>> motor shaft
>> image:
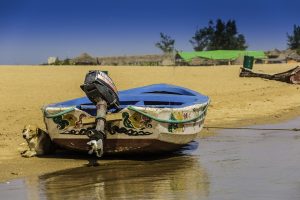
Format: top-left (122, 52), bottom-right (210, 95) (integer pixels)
top-left (81, 70), bottom-right (119, 158)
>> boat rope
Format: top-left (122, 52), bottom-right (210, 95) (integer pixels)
top-left (203, 126), bottom-right (300, 132)
top-left (127, 105), bottom-right (208, 124)
top-left (43, 104), bottom-right (209, 124)
top-left (43, 105), bottom-right (300, 131)
top-left (44, 107), bottom-right (76, 118)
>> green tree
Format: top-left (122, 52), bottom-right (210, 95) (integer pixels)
top-left (62, 58), bottom-right (71, 65)
top-left (54, 58), bottom-right (61, 65)
top-left (190, 20), bottom-right (214, 51)
top-left (190, 19), bottom-right (247, 51)
top-left (287, 25), bottom-right (300, 51)
top-left (155, 33), bottom-right (175, 53)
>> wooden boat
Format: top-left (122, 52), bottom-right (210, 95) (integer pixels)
top-left (43, 84), bottom-right (209, 154)
top-left (240, 66), bottom-right (300, 84)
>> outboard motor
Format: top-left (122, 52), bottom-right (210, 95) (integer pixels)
top-left (81, 70), bottom-right (119, 157)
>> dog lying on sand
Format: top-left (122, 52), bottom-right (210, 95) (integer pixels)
top-left (21, 125), bottom-right (55, 157)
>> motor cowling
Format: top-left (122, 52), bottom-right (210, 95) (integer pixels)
top-left (80, 70), bottom-right (119, 109)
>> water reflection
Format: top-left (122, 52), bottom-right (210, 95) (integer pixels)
top-left (24, 154), bottom-right (209, 200)
top-left (3, 118), bottom-right (300, 200)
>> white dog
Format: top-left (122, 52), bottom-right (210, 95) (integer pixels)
top-left (21, 124), bottom-right (55, 157)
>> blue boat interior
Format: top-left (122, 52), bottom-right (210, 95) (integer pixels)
top-left (48, 84), bottom-right (209, 116)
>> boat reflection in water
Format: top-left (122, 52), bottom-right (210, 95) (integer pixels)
top-left (25, 150), bottom-right (209, 199)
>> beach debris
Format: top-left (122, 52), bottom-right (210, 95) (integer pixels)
top-left (240, 66), bottom-right (300, 84)
top-left (240, 55), bottom-right (300, 84)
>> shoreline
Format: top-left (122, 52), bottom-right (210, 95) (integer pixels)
top-left (0, 64), bottom-right (300, 182)
top-left (2, 110), bottom-right (299, 183)
top-left (200, 105), bottom-right (300, 137)
top-left (210, 104), bottom-right (300, 128)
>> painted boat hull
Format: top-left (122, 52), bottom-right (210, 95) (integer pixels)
top-left (43, 84), bottom-right (209, 154)
top-left (53, 138), bottom-right (186, 154)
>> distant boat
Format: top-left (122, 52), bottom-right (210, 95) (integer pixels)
top-left (240, 66), bottom-right (300, 84)
top-left (43, 84), bottom-right (210, 154)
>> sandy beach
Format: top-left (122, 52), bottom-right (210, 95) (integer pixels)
top-left (0, 63), bottom-right (299, 182)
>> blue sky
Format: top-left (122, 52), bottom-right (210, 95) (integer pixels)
top-left (0, 0), bottom-right (299, 64)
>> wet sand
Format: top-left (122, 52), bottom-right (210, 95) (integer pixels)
top-left (0, 64), bottom-right (300, 182)
top-left (1, 117), bottom-right (300, 199)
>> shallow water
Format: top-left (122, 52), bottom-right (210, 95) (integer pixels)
top-left (1, 117), bottom-right (300, 200)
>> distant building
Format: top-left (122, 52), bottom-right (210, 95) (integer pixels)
top-left (175, 50), bottom-right (266, 66)
top-left (97, 54), bottom-right (164, 66)
top-left (48, 57), bottom-right (58, 65)
top-left (264, 49), bottom-right (300, 64)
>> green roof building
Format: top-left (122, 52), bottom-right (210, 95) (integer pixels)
top-left (176, 50), bottom-right (266, 65)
